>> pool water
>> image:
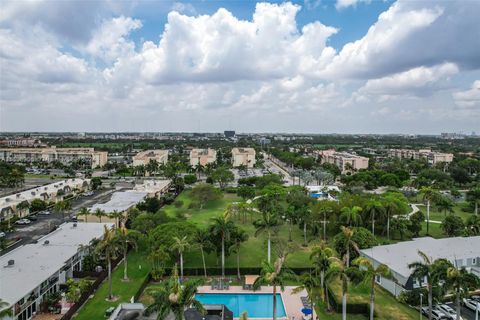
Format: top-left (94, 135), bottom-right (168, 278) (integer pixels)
top-left (196, 293), bottom-right (287, 318)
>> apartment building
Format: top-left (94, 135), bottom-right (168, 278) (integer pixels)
top-left (132, 150), bottom-right (168, 166)
top-left (0, 147), bottom-right (107, 169)
top-left (189, 148), bottom-right (217, 167)
top-left (360, 236), bottom-right (480, 297)
top-left (0, 222), bottom-right (113, 320)
top-left (317, 149), bottom-right (369, 173)
top-left (0, 178), bottom-right (90, 222)
top-left (0, 138), bottom-right (44, 148)
top-left (387, 148), bottom-right (453, 165)
top-left (231, 148), bottom-right (256, 168)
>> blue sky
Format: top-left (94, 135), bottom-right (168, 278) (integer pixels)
top-left (0, 0), bottom-right (479, 133)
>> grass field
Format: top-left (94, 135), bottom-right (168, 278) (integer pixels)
top-left (74, 248), bottom-right (150, 320)
top-left (164, 190), bottom-right (314, 268)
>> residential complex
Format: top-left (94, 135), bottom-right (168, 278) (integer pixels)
top-left (360, 236), bottom-right (480, 297)
top-left (317, 149), bottom-right (369, 173)
top-left (0, 222), bottom-right (113, 320)
top-left (132, 150), bottom-right (169, 166)
top-left (0, 147), bottom-right (107, 169)
top-left (0, 178), bottom-right (90, 222)
top-left (231, 147), bottom-right (256, 168)
top-left (387, 148), bottom-right (454, 165)
top-left (0, 137), bottom-right (44, 148)
top-left (189, 148), bottom-right (217, 167)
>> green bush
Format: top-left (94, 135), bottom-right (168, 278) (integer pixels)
top-left (174, 200), bottom-right (184, 208)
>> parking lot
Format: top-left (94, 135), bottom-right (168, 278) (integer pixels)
top-left (445, 302), bottom-right (478, 320)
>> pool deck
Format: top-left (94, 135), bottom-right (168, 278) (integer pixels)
top-left (197, 285), bottom-right (316, 320)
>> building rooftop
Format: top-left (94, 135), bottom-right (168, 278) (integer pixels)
top-left (0, 222), bottom-right (113, 305)
top-left (360, 236), bottom-right (480, 279)
top-left (133, 150), bottom-right (168, 160)
top-left (90, 191), bottom-right (147, 213)
top-left (232, 147), bottom-right (255, 155)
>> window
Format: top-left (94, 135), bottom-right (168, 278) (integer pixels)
top-left (375, 275), bottom-right (381, 284)
top-left (473, 258), bottom-right (477, 265)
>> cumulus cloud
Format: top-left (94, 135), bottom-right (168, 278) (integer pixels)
top-left (335, 0), bottom-right (371, 10)
top-left (453, 80), bottom-right (480, 109)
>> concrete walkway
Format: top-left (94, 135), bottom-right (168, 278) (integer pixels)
top-left (399, 203), bottom-right (442, 224)
top-left (197, 285), bottom-right (315, 320)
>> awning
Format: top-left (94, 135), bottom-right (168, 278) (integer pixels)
top-left (244, 275), bottom-right (259, 285)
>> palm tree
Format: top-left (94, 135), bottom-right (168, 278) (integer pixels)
top-left (144, 266), bottom-right (204, 320)
top-left (382, 195), bottom-right (401, 241)
top-left (353, 257), bottom-right (391, 320)
top-left (115, 227), bottom-right (142, 281)
top-left (420, 187), bottom-right (439, 235)
top-left (328, 258), bottom-right (350, 320)
top-left (340, 206), bottom-right (362, 227)
top-left (466, 187), bottom-right (480, 215)
top-left (172, 236), bottom-right (189, 282)
top-left (340, 226), bottom-right (358, 268)
top-left (95, 225), bottom-right (120, 300)
top-left (94, 208), bottom-right (105, 223)
top-left (293, 272), bottom-right (319, 310)
top-left (253, 255), bottom-right (296, 320)
top-left (193, 229), bottom-right (211, 278)
top-left (109, 210), bottom-right (124, 228)
top-left (54, 200), bottom-right (71, 220)
top-left (310, 241), bottom-right (336, 306)
top-left (230, 228), bottom-right (249, 280)
top-left (253, 211), bottom-right (279, 263)
top-left (363, 199), bottom-right (385, 237)
top-left (436, 196), bottom-right (454, 217)
top-left (78, 207), bottom-right (90, 223)
top-left (446, 265), bottom-right (480, 320)
top-left (210, 214), bottom-right (236, 278)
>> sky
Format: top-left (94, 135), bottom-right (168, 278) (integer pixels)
top-left (0, 0), bottom-right (479, 134)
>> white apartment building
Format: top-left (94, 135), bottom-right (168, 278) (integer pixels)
top-left (317, 149), bottom-right (369, 173)
top-left (0, 222), bottom-right (113, 320)
top-left (0, 178), bottom-right (90, 222)
top-left (387, 148), bottom-right (453, 165)
top-left (231, 148), bottom-right (256, 168)
top-left (190, 148), bottom-right (217, 167)
top-left (132, 150), bottom-right (168, 166)
top-left (0, 147), bottom-right (107, 169)
top-left (360, 236), bottom-right (480, 297)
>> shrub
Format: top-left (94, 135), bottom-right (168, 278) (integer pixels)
top-left (184, 174), bottom-right (197, 185)
top-left (174, 200), bottom-right (184, 208)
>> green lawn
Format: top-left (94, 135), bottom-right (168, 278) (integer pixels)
top-left (74, 249), bottom-right (151, 320)
top-left (164, 190), bottom-right (314, 268)
top-left (329, 280), bottom-right (418, 320)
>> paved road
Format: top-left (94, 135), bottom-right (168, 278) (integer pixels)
top-left (446, 302), bottom-right (477, 320)
top-left (263, 159), bottom-right (295, 186)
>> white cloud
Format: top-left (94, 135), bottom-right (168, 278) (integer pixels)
top-left (335, 0), bottom-right (371, 10)
top-left (171, 2), bottom-right (197, 15)
top-left (453, 80), bottom-right (480, 109)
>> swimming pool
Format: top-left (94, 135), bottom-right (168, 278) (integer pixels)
top-left (196, 293), bottom-right (287, 318)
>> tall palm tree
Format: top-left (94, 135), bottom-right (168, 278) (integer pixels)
top-left (446, 265), bottom-right (480, 320)
top-left (353, 257), bottom-right (391, 320)
top-left (54, 200), bottom-right (71, 220)
top-left (210, 214), bottom-right (236, 278)
top-left (109, 210), bottom-right (124, 228)
top-left (95, 225), bottom-right (120, 300)
top-left (253, 211), bottom-right (280, 263)
top-left (293, 272), bottom-right (319, 310)
top-left (466, 187), bottom-right (480, 215)
top-left (144, 266), bottom-right (204, 320)
top-left (340, 226), bottom-right (358, 268)
top-left (340, 206), bottom-right (362, 227)
top-left (78, 207), bottom-right (90, 223)
top-left (363, 199), bottom-right (385, 237)
top-left (420, 187), bottom-right (439, 235)
top-left (193, 229), bottom-right (211, 278)
top-left (253, 255), bottom-right (296, 320)
top-left (115, 227), bottom-right (142, 281)
top-left (172, 236), bottom-right (189, 282)
top-left (382, 196), bottom-right (400, 241)
top-left (230, 228), bottom-right (249, 280)
top-left (94, 208), bottom-right (105, 223)
top-left (310, 241), bottom-right (336, 306)
top-left (328, 258), bottom-right (350, 320)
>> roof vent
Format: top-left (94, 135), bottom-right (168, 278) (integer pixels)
top-left (4, 259), bottom-right (14, 267)
top-left (44, 240), bottom-right (50, 245)
top-left (73, 223), bottom-right (77, 228)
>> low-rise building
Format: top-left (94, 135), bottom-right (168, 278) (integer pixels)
top-left (359, 236), bottom-right (480, 297)
top-left (231, 148), bottom-right (256, 168)
top-left (132, 150), bottom-right (168, 166)
top-left (190, 148), bottom-right (217, 167)
top-left (387, 148), bottom-right (453, 165)
top-left (0, 222), bottom-right (113, 320)
top-left (0, 178), bottom-right (90, 222)
top-left (0, 147), bottom-right (107, 169)
top-left (317, 149), bottom-right (369, 173)
top-left (0, 137), bottom-right (44, 148)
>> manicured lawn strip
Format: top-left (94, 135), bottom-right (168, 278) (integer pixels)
top-left (74, 248), bottom-right (151, 320)
top-left (329, 280), bottom-right (418, 320)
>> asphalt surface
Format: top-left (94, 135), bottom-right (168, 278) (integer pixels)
top-left (445, 302), bottom-right (478, 320)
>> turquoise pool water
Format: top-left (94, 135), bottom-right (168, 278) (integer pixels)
top-left (196, 293), bottom-right (287, 318)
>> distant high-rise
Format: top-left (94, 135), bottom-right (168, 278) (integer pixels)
top-left (224, 130), bottom-right (236, 138)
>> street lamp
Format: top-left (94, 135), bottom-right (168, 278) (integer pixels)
top-left (419, 293), bottom-right (423, 320)
top-left (476, 300), bottom-right (478, 320)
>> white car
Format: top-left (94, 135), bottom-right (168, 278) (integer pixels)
top-left (436, 304), bottom-right (464, 320)
top-left (15, 219), bottom-right (31, 225)
top-left (421, 307), bottom-right (449, 320)
top-left (38, 211), bottom-right (51, 215)
top-left (463, 298), bottom-right (480, 311)
top-left (0, 231), bottom-right (5, 238)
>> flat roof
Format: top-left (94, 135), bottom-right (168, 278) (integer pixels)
top-left (360, 236), bottom-right (480, 279)
top-left (0, 222), bottom-right (113, 305)
top-left (90, 191), bottom-right (147, 213)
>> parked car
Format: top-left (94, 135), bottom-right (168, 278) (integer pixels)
top-left (15, 219), bottom-right (31, 225)
top-left (471, 295), bottom-right (480, 303)
top-left (70, 216), bottom-right (78, 222)
top-left (436, 304), bottom-right (464, 320)
top-left (422, 307), bottom-right (449, 320)
top-left (38, 211), bottom-right (51, 216)
top-left (0, 231), bottom-right (5, 238)
top-left (28, 215), bottom-right (38, 221)
top-left (463, 298), bottom-right (479, 311)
